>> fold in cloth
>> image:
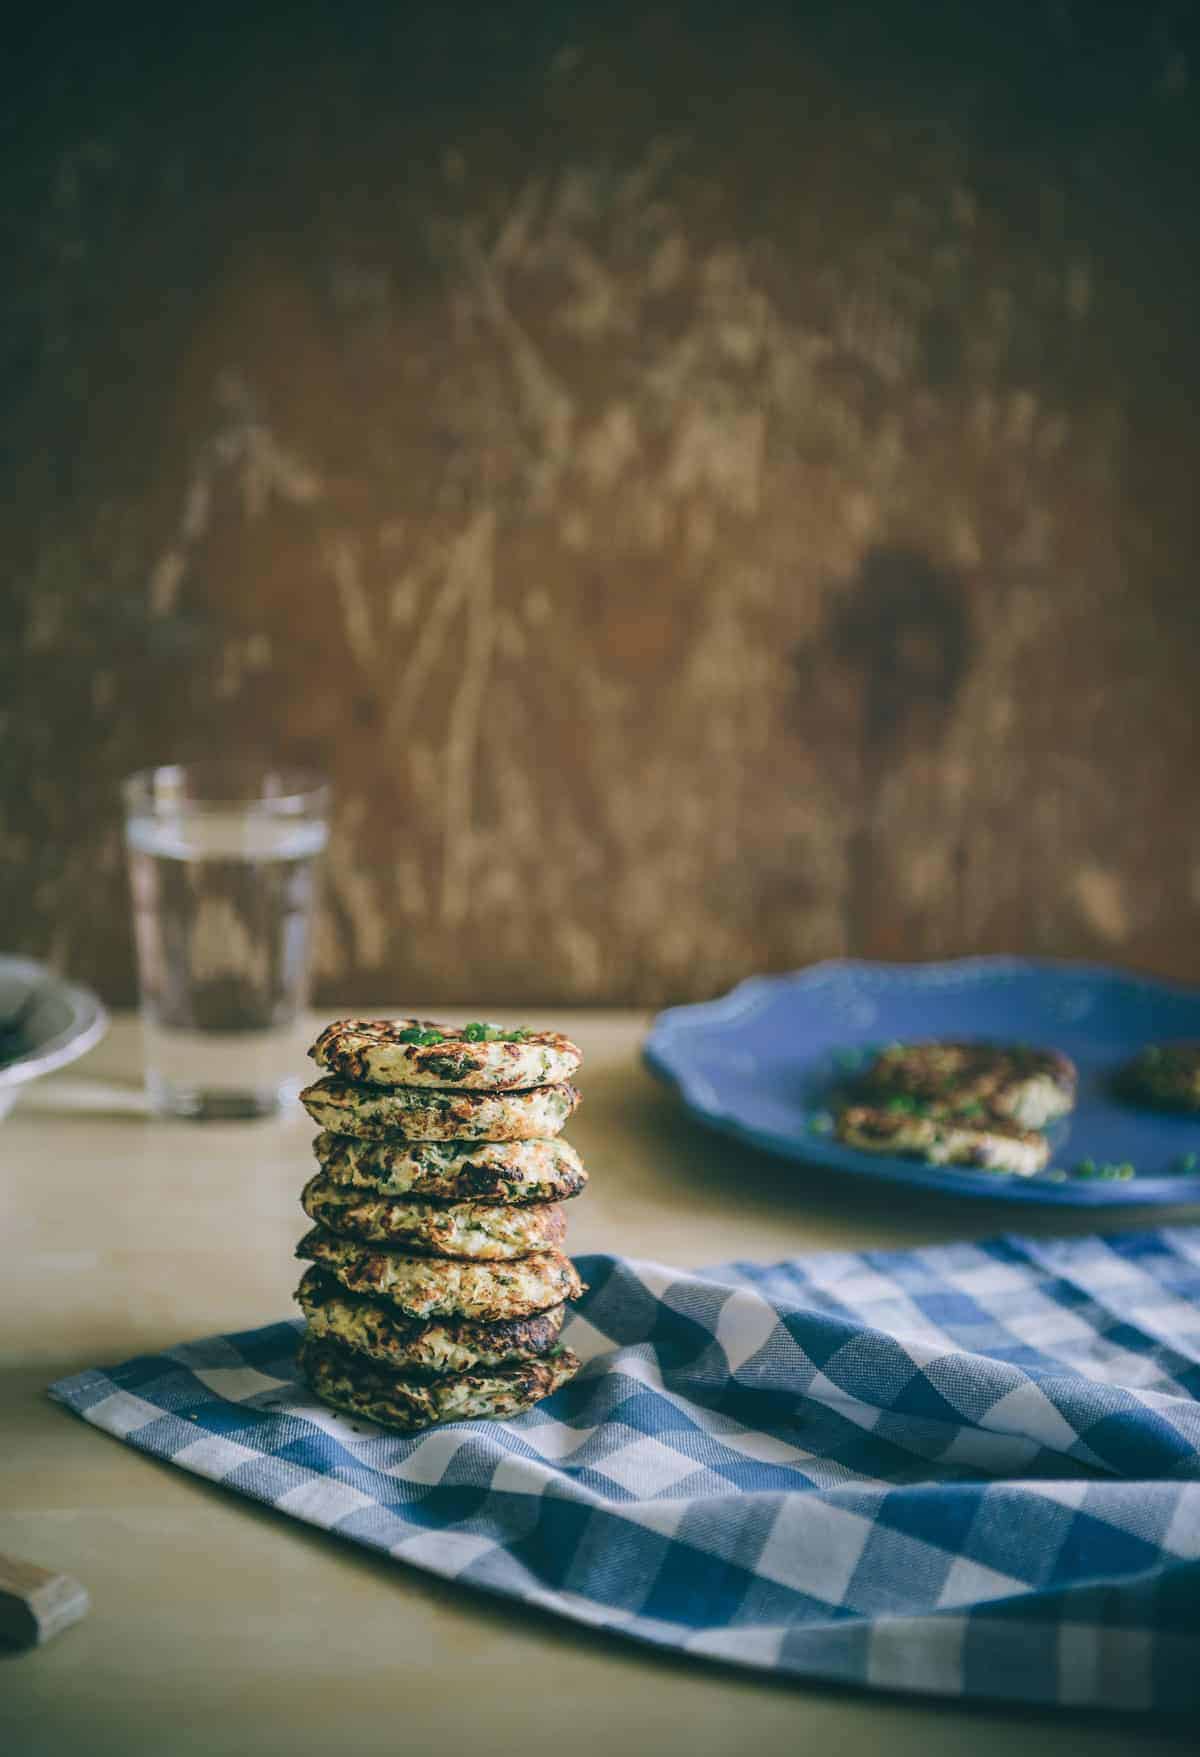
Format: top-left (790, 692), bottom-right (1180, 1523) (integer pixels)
top-left (50, 1228), bottom-right (1200, 1710)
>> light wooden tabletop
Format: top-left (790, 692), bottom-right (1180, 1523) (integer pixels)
top-left (2, 1012), bottom-right (1192, 1756)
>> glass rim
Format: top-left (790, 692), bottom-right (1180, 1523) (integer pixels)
top-left (122, 762), bottom-right (331, 816)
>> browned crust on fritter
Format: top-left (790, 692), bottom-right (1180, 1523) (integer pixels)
top-left (312, 1131), bottom-right (589, 1204)
top-left (859, 1040), bottom-right (1076, 1126)
top-left (835, 1102), bottom-right (1050, 1173)
top-left (299, 1076), bottom-right (581, 1141)
top-left (295, 1267), bottom-right (566, 1372)
top-left (1119, 1043), bottom-right (1200, 1112)
top-left (299, 1172), bottom-right (568, 1258)
top-left (298, 1334), bottom-right (581, 1432)
top-left (309, 1018), bottom-right (581, 1089)
top-left (295, 1225), bottom-right (584, 1320)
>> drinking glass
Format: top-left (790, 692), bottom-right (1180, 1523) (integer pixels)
top-left (122, 763), bottom-right (330, 1119)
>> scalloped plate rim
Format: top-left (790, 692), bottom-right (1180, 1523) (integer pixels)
top-left (643, 958), bottom-right (1200, 1206)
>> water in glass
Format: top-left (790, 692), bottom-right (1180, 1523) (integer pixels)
top-left (124, 767), bottom-right (329, 1118)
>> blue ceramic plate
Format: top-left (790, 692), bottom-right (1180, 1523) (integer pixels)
top-left (644, 959), bottom-right (1200, 1205)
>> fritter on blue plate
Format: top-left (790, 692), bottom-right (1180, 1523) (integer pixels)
top-left (835, 1103), bottom-right (1051, 1176)
top-left (858, 1040), bottom-right (1076, 1129)
top-left (1119, 1043), bottom-right (1200, 1113)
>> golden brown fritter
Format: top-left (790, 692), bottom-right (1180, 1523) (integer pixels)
top-left (309, 1018), bottom-right (581, 1090)
top-left (296, 1225), bottom-right (584, 1321)
top-left (296, 1267), bottom-right (566, 1375)
top-left (835, 1103), bottom-right (1050, 1176)
top-left (1119, 1042), bottom-right (1200, 1112)
top-left (299, 1076), bottom-right (580, 1141)
top-left (859, 1040), bottom-right (1076, 1129)
top-left (313, 1130), bottom-right (588, 1204)
top-left (298, 1334), bottom-right (580, 1433)
top-left (300, 1173), bottom-right (567, 1260)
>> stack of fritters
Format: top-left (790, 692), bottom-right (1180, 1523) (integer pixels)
top-left (295, 1019), bottom-right (586, 1431)
top-left (835, 1040), bottom-right (1078, 1175)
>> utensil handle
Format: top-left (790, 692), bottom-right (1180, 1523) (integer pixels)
top-left (0, 1553), bottom-right (89, 1647)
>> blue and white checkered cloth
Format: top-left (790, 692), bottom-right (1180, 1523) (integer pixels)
top-left (50, 1228), bottom-right (1200, 1709)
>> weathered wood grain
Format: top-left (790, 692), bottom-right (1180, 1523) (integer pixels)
top-left (2, 6), bottom-right (1198, 1005)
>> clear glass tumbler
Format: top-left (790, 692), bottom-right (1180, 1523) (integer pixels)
top-left (123, 763), bottom-right (330, 1119)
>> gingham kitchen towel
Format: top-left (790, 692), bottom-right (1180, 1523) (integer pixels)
top-left (50, 1228), bottom-right (1200, 1709)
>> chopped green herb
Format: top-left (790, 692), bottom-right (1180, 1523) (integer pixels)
top-left (885, 1095), bottom-right (920, 1113)
top-left (396, 1025), bottom-right (445, 1045)
top-left (462, 1021), bottom-right (532, 1043)
top-left (1080, 1159), bottom-right (1136, 1181)
top-left (808, 1111), bottom-right (834, 1135)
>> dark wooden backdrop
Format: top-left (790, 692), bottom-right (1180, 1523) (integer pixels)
top-left (3, 3), bottom-right (1198, 1006)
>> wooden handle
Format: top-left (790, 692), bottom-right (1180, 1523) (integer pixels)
top-left (0, 1553), bottom-right (89, 1648)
